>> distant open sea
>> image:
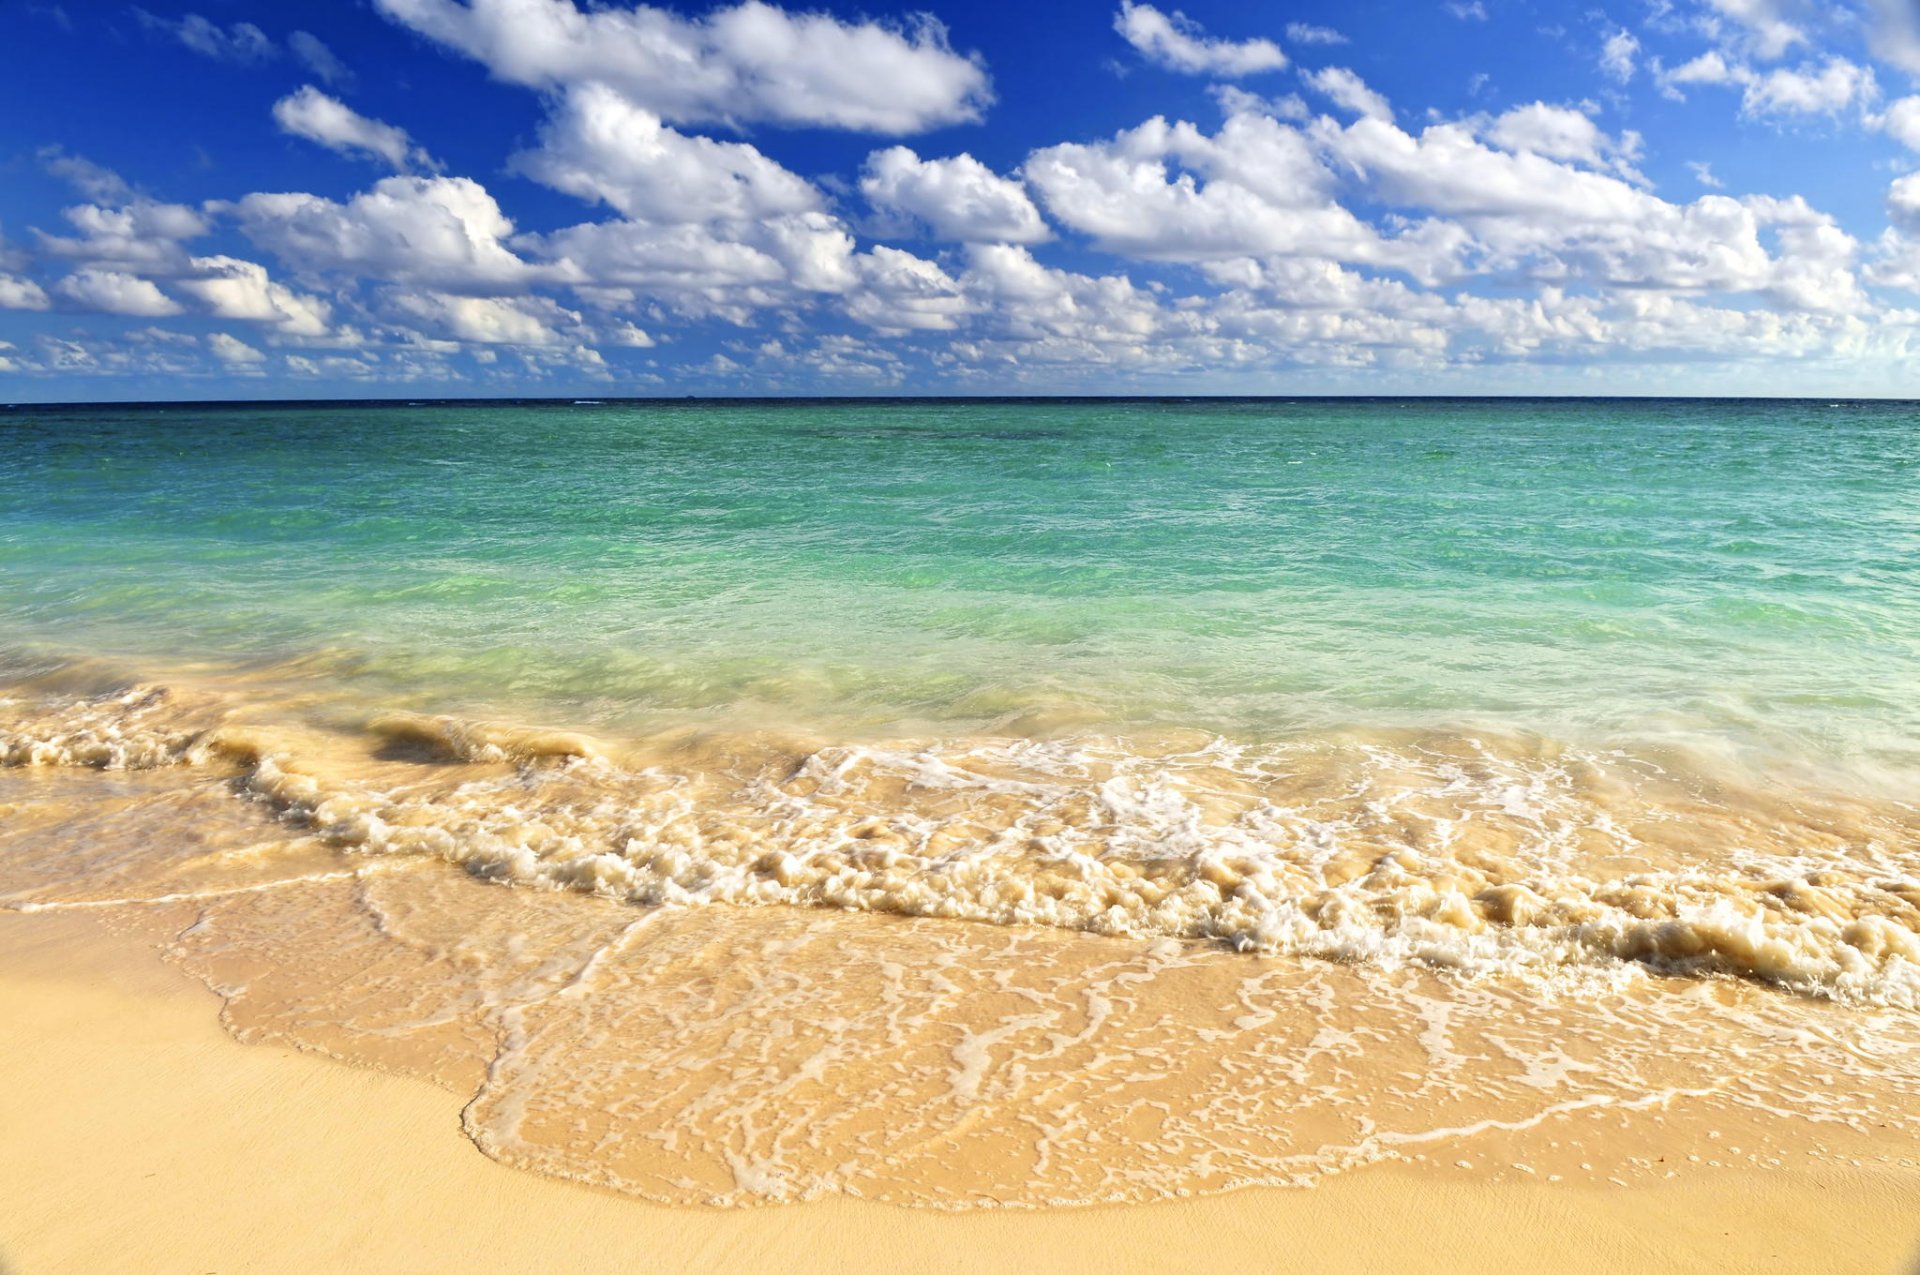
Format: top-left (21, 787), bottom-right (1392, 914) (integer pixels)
top-left (4, 396), bottom-right (1918, 1205)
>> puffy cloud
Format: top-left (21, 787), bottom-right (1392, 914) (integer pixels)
top-left (38, 200), bottom-right (210, 272)
top-left (1600, 29), bottom-right (1639, 83)
top-left (0, 274), bottom-right (50, 310)
top-left (860, 147), bottom-right (1049, 244)
top-left (514, 84), bottom-right (819, 223)
top-left (1742, 57), bottom-right (1878, 115)
top-left (372, 0), bottom-right (989, 133)
top-left (1872, 96), bottom-right (1920, 152)
top-left (1026, 107), bottom-right (1466, 282)
top-left (173, 256), bottom-right (335, 337)
top-left (1657, 53), bottom-right (1878, 117)
top-left (135, 10), bottom-right (274, 62)
top-left (387, 291), bottom-right (584, 345)
top-left (844, 246), bottom-right (972, 332)
top-left (532, 211), bottom-right (857, 318)
top-left (1113, 2), bottom-right (1286, 76)
top-left (229, 176), bottom-right (534, 290)
top-left (55, 268), bottom-right (182, 316)
top-left (273, 87), bottom-right (435, 172)
top-left (1313, 110), bottom-right (1864, 312)
top-left (1484, 103), bottom-right (1644, 181)
top-left (207, 332), bottom-right (267, 366)
top-left (1302, 67), bottom-right (1393, 122)
top-left (1890, 173), bottom-right (1920, 234)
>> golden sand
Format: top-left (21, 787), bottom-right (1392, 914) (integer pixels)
top-left (4, 910), bottom-right (1917, 1274)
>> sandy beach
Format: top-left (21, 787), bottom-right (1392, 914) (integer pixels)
top-left (4, 908), bottom-right (1916, 1275)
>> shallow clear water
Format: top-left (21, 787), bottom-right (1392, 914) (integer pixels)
top-left (3, 397), bottom-right (1918, 764)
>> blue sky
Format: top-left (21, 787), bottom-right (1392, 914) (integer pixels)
top-left (3, 0), bottom-right (1920, 398)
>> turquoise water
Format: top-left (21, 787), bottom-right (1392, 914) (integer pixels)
top-left (3, 397), bottom-right (1918, 766)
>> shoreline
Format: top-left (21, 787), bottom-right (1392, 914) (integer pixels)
top-left (4, 909), bottom-right (1917, 1274)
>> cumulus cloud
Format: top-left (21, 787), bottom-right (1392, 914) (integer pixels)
top-left (1873, 96), bottom-right (1920, 151)
top-left (845, 246), bottom-right (972, 332)
top-left (207, 332), bottom-right (267, 366)
top-left (387, 291), bottom-right (585, 345)
top-left (0, 274), bottom-right (50, 310)
top-left (228, 176), bottom-right (535, 290)
top-left (860, 147), bottom-right (1049, 243)
top-left (37, 200), bottom-right (210, 272)
top-left (1113, 2), bottom-right (1287, 76)
top-left (273, 87), bottom-right (435, 172)
top-left (1484, 103), bottom-right (1645, 181)
top-left (173, 256), bottom-right (335, 337)
top-left (1656, 52), bottom-right (1878, 116)
top-left (513, 83), bottom-right (819, 223)
top-left (373, 0), bottom-right (989, 133)
top-left (55, 268), bottom-right (182, 316)
top-left (1890, 173), bottom-right (1920, 234)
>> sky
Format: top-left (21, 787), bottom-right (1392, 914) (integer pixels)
top-left (2, 0), bottom-right (1920, 399)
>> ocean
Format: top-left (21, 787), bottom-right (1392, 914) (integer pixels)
top-left (3, 396), bottom-right (1917, 1205)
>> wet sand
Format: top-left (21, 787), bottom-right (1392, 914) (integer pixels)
top-left (4, 909), bottom-right (1917, 1275)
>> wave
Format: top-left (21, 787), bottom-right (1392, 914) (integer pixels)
top-left (4, 682), bottom-right (1918, 1009)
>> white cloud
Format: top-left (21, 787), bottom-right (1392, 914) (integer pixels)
top-left (1742, 57), bottom-right (1877, 116)
top-left (1872, 96), bottom-right (1920, 151)
top-left (1656, 52), bottom-right (1878, 117)
top-left (288, 31), bottom-right (350, 85)
top-left (1699, 0), bottom-right (1806, 61)
top-left (845, 246), bottom-right (972, 332)
top-left (1444, 1), bottom-right (1488, 20)
top-left (372, 0), bottom-right (989, 133)
top-left (38, 148), bottom-right (130, 202)
top-left (513, 83), bottom-right (819, 223)
top-left (1312, 111), bottom-right (1865, 313)
top-left (135, 10), bottom-right (274, 62)
top-left (38, 201), bottom-right (209, 272)
top-left (1890, 173), bottom-right (1920, 234)
top-left (1600, 29), bottom-right (1639, 83)
top-left (1285, 22), bottom-right (1347, 45)
top-left (55, 268), bottom-right (182, 316)
top-left (273, 87), bottom-right (435, 172)
top-left (1861, 0), bottom-right (1920, 75)
top-left (1303, 67), bottom-right (1394, 122)
top-left (1484, 103), bottom-right (1645, 181)
top-left (387, 291), bottom-right (584, 346)
top-left (0, 274), bottom-right (50, 310)
top-left (531, 211), bottom-right (858, 319)
top-left (861, 147), bottom-right (1049, 244)
top-left (229, 176), bottom-right (534, 290)
top-left (1113, 2), bottom-right (1286, 76)
top-left (207, 332), bottom-right (267, 366)
top-left (1689, 160), bottom-right (1725, 188)
top-left (173, 256), bottom-right (335, 337)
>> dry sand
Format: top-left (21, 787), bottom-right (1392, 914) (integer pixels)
top-left (3, 909), bottom-right (1917, 1275)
